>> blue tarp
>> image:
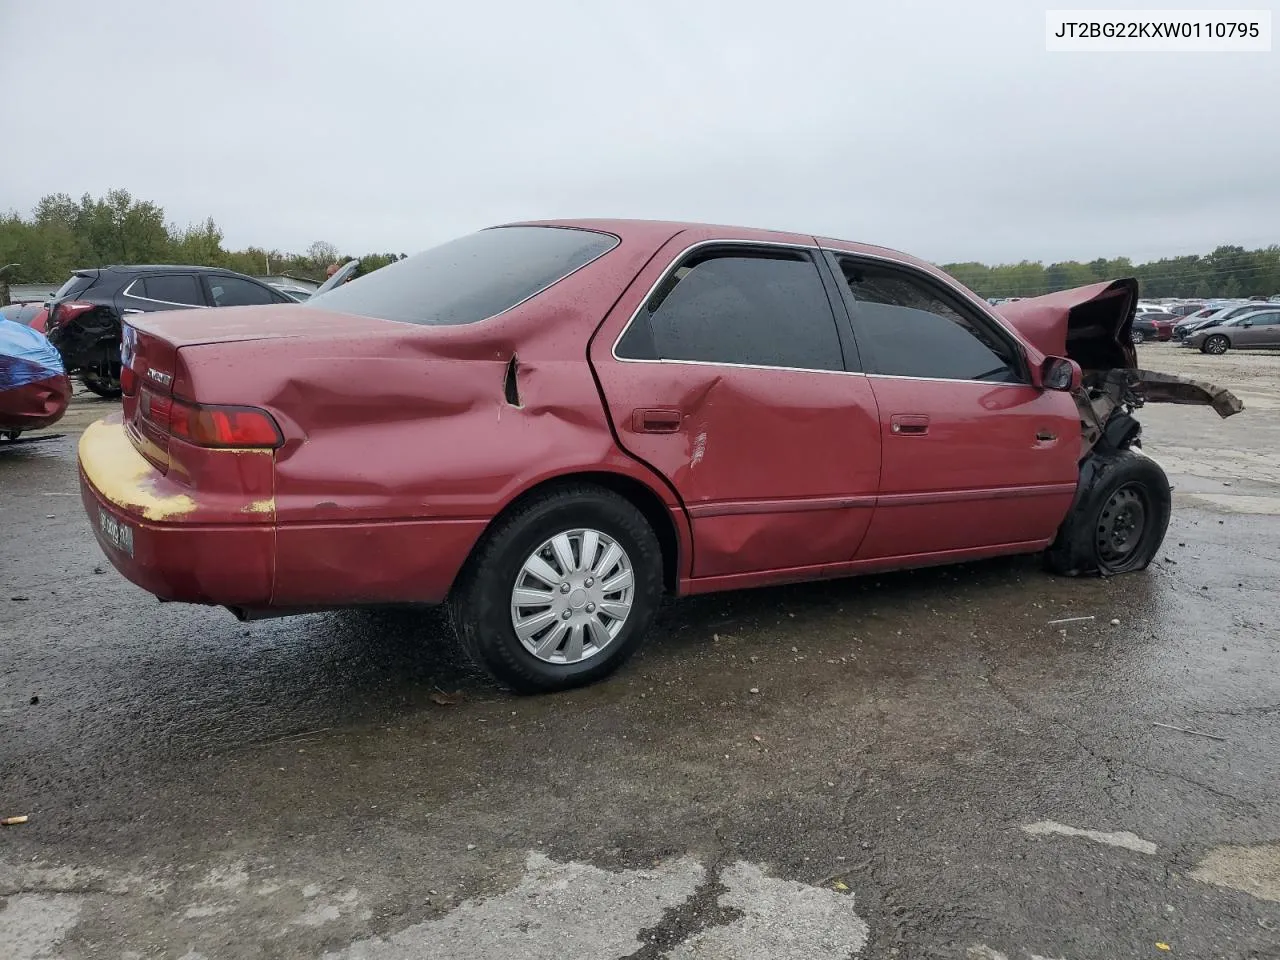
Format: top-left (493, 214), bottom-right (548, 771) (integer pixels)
top-left (0, 317), bottom-right (64, 392)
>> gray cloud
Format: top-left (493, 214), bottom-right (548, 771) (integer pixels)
top-left (2, 0), bottom-right (1276, 264)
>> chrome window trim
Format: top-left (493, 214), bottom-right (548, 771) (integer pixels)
top-left (609, 238), bottom-right (856, 375)
top-left (866, 372), bottom-right (1033, 386)
top-left (122, 277), bottom-right (207, 309)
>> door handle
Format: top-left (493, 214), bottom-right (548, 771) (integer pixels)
top-left (890, 414), bottom-right (929, 436)
top-left (1036, 430), bottom-right (1057, 442)
top-left (632, 408), bottom-right (683, 434)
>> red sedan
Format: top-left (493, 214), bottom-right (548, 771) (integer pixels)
top-left (78, 220), bottom-right (1241, 691)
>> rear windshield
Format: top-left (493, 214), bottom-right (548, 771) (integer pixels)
top-left (52, 273), bottom-right (95, 301)
top-left (306, 226), bottom-right (618, 325)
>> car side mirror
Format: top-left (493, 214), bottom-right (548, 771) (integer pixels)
top-left (1241, 320), bottom-right (1253, 327)
top-left (1040, 356), bottom-right (1081, 392)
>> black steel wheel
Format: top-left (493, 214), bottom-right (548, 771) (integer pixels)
top-left (1092, 483), bottom-right (1150, 573)
top-left (1045, 450), bottom-right (1171, 577)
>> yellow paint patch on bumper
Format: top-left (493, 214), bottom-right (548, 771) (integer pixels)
top-left (78, 417), bottom-right (197, 522)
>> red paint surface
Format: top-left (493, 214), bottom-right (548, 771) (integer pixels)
top-left (80, 467), bottom-right (274, 605)
top-left (0, 372), bottom-right (71, 431)
top-left (855, 377), bottom-right (1079, 559)
top-left (79, 219), bottom-right (1093, 615)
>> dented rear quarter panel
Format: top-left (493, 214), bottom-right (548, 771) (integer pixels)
top-left (170, 222), bottom-right (694, 604)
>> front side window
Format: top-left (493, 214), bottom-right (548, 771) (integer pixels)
top-left (143, 274), bottom-right (203, 305)
top-left (617, 251), bottom-right (846, 372)
top-left (837, 259), bottom-right (1024, 382)
top-left (207, 276), bottom-right (279, 307)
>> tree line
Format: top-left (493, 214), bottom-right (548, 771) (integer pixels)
top-left (943, 247), bottom-right (1280, 300)
top-left (2, 189), bottom-right (1277, 300)
top-left (0, 189), bottom-right (404, 286)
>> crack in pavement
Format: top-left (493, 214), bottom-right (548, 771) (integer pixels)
top-left (622, 866), bottom-right (745, 959)
top-left (979, 669), bottom-right (1261, 815)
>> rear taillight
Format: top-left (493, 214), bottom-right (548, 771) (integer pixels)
top-left (120, 366), bottom-right (138, 396)
top-left (49, 300), bottom-right (96, 329)
top-left (139, 388), bottom-right (282, 449)
top-left (169, 399), bottom-right (283, 449)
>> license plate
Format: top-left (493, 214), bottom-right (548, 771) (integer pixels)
top-left (99, 508), bottom-right (135, 557)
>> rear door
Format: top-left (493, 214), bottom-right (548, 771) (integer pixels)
top-left (589, 233), bottom-right (882, 585)
top-left (825, 252), bottom-right (1080, 561)
top-left (202, 274), bottom-right (293, 307)
top-left (117, 273), bottom-right (208, 319)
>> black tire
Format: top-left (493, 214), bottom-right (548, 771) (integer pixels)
top-left (1044, 450), bottom-right (1171, 577)
top-left (1201, 335), bottom-right (1229, 355)
top-left (450, 484), bottom-right (664, 693)
top-left (81, 372), bottom-right (122, 399)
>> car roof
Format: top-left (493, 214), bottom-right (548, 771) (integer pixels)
top-left (97, 264), bottom-right (247, 275)
top-left (511, 218), bottom-right (941, 275)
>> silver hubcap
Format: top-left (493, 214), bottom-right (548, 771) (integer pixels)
top-left (510, 528), bottom-right (635, 665)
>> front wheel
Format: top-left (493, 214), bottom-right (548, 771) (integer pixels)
top-left (1201, 335), bottom-right (1229, 355)
top-left (1045, 450), bottom-right (1171, 577)
top-left (450, 484), bottom-right (664, 693)
top-left (1131, 329), bottom-right (1146, 344)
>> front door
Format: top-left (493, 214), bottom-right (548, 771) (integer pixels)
top-left (1234, 310), bottom-right (1280, 348)
top-left (825, 253), bottom-right (1081, 561)
top-left (589, 234), bottom-right (882, 586)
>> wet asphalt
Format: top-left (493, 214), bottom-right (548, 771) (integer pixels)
top-left (2, 347), bottom-right (1279, 959)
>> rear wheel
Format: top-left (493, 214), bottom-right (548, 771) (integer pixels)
top-left (450, 484), bottom-right (664, 693)
top-left (1045, 450), bottom-right (1171, 577)
top-left (81, 371), bottom-right (122, 399)
top-left (1201, 335), bottom-right (1229, 355)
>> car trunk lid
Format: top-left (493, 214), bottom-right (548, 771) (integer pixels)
top-left (121, 307), bottom-right (399, 472)
top-left (127, 304), bottom-right (394, 349)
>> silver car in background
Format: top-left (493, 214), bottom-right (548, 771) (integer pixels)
top-left (1188, 307), bottom-right (1280, 354)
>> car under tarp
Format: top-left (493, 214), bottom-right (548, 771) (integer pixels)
top-left (0, 317), bottom-right (71, 435)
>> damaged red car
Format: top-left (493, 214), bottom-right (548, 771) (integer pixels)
top-left (78, 220), bottom-right (1242, 692)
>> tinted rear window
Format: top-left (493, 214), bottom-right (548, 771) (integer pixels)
top-left (53, 273), bottom-right (95, 301)
top-left (306, 226), bottom-right (618, 325)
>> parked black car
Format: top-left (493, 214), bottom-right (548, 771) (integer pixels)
top-left (44, 265), bottom-right (298, 397)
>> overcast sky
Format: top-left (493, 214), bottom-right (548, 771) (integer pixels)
top-left (3, 0), bottom-right (1277, 264)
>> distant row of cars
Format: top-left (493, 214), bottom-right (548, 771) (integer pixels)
top-left (1129, 299), bottom-right (1280, 353)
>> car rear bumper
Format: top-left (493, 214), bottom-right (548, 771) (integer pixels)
top-left (78, 416), bottom-right (488, 610)
top-left (79, 417), bottom-right (275, 605)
